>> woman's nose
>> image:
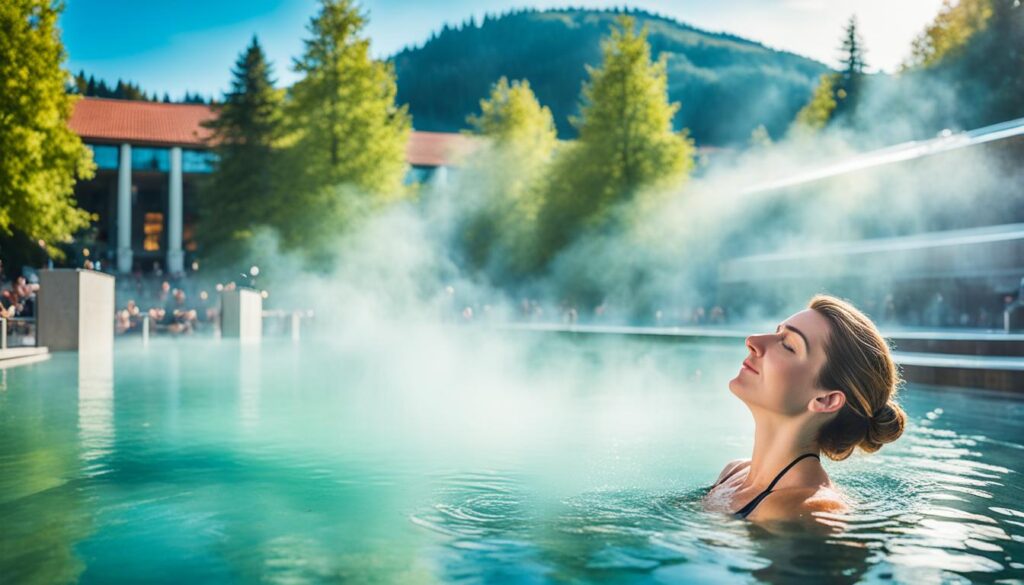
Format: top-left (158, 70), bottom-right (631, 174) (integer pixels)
top-left (746, 335), bottom-right (763, 356)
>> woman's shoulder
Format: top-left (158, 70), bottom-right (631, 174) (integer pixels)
top-left (751, 485), bottom-right (848, 528)
top-left (714, 458), bottom-right (751, 485)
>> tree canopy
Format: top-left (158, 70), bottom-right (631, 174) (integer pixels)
top-left (0, 0), bottom-right (94, 258)
top-left (458, 77), bottom-right (556, 279)
top-left (199, 35), bottom-right (282, 269)
top-left (393, 7), bottom-right (828, 146)
top-left (276, 0), bottom-right (411, 264)
top-left (535, 16), bottom-right (695, 273)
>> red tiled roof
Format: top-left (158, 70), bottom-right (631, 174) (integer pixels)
top-left (69, 97), bottom-right (476, 166)
top-left (69, 97), bottom-right (215, 147)
top-left (405, 130), bottom-right (477, 167)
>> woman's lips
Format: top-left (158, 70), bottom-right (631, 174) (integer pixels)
top-left (742, 359), bottom-right (759, 374)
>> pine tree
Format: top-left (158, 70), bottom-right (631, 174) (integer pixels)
top-left (199, 35), bottom-right (282, 268)
top-left (279, 0), bottom-right (411, 261)
top-left (535, 15), bottom-right (694, 269)
top-left (460, 77), bottom-right (556, 278)
top-left (789, 16), bottom-right (866, 133)
top-left (71, 69), bottom-right (87, 94)
top-left (833, 15), bottom-right (867, 119)
top-left (0, 0), bottom-right (94, 258)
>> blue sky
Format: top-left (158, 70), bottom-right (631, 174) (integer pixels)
top-left (62, 0), bottom-right (947, 100)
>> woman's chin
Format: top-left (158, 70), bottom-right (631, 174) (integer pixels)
top-left (728, 376), bottom-right (743, 395)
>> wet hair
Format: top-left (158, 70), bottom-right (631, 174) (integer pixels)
top-left (809, 295), bottom-right (906, 461)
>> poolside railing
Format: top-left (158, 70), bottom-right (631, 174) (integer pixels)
top-left (261, 309), bottom-right (315, 341)
top-left (1, 316), bottom-right (37, 350)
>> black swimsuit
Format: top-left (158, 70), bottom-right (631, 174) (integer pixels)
top-left (713, 453), bottom-right (820, 518)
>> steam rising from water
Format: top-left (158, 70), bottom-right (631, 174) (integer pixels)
top-left (239, 108), bottom-right (1018, 332)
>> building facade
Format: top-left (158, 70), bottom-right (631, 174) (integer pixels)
top-left (68, 97), bottom-right (472, 275)
top-left (718, 116), bottom-right (1024, 328)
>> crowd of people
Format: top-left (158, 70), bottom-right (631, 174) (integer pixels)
top-left (442, 285), bottom-right (731, 328)
top-left (0, 260), bottom-right (40, 346)
top-left (3, 254), bottom-right (1022, 343)
top-left (0, 275), bottom-right (37, 321)
top-left (115, 276), bottom-right (223, 336)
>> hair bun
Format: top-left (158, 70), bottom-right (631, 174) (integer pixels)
top-left (862, 400), bottom-right (907, 452)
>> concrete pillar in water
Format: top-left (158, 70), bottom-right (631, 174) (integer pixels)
top-left (36, 269), bottom-right (115, 352)
top-left (117, 143), bottom-right (133, 274)
top-left (221, 288), bottom-right (262, 341)
top-left (167, 146), bottom-right (184, 275)
top-left (1005, 277), bottom-right (1024, 332)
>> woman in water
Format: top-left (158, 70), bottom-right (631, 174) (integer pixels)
top-left (705, 295), bottom-right (906, 525)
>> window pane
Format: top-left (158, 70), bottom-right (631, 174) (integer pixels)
top-left (143, 212), bottom-right (164, 251)
top-left (87, 144), bottom-right (119, 170)
top-left (132, 147), bottom-right (169, 172)
top-left (183, 149), bottom-right (216, 173)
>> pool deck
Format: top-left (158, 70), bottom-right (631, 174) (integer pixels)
top-left (499, 323), bottom-right (1024, 395)
top-left (0, 347), bottom-right (51, 369)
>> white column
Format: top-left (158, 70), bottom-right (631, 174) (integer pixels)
top-left (434, 165), bottom-right (448, 187)
top-left (167, 146), bottom-right (184, 274)
top-left (116, 143), bottom-right (133, 273)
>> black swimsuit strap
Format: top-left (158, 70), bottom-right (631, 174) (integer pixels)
top-left (733, 453), bottom-right (820, 518)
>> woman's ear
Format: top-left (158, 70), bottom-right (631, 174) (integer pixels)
top-left (809, 390), bottom-right (846, 414)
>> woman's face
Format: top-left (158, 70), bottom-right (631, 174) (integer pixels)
top-left (729, 309), bottom-right (833, 416)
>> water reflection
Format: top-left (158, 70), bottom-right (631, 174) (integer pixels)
top-left (238, 344), bottom-right (261, 430)
top-left (0, 354), bottom-right (100, 584)
top-left (78, 350), bottom-right (114, 467)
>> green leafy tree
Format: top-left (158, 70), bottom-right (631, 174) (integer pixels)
top-left (199, 35), bottom-right (282, 269)
top-left (905, 0), bottom-right (1021, 126)
top-left (908, 0), bottom-right (993, 68)
top-left (791, 73), bottom-right (838, 133)
top-left (977, 0), bottom-right (1023, 123)
top-left (535, 15), bottom-right (695, 270)
top-left (279, 0), bottom-right (411, 261)
top-left (0, 0), bottom-right (94, 258)
top-left (460, 77), bottom-right (556, 279)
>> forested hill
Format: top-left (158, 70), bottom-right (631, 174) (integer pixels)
top-left (392, 8), bottom-right (831, 146)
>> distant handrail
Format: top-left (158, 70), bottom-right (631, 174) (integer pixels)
top-left (1, 315), bottom-right (37, 350)
top-left (261, 309), bottom-right (314, 318)
top-left (260, 309), bottom-right (314, 342)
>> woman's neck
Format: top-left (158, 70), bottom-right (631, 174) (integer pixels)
top-left (746, 413), bottom-right (821, 488)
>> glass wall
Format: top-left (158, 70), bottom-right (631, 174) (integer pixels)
top-left (405, 165), bottom-right (436, 185)
top-left (132, 147), bottom-right (170, 172)
top-left (84, 144), bottom-right (216, 174)
top-left (183, 149), bottom-right (216, 173)
top-left (87, 144), bottom-right (119, 170)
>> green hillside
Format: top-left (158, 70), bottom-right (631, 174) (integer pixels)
top-left (393, 7), bottom-right (830, 146)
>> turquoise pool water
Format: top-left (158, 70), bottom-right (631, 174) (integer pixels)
top-left (1, 331), bottom-right (1022, 584)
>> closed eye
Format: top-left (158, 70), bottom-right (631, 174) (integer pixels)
top-left (775, 325), bottom-right (796, 353)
